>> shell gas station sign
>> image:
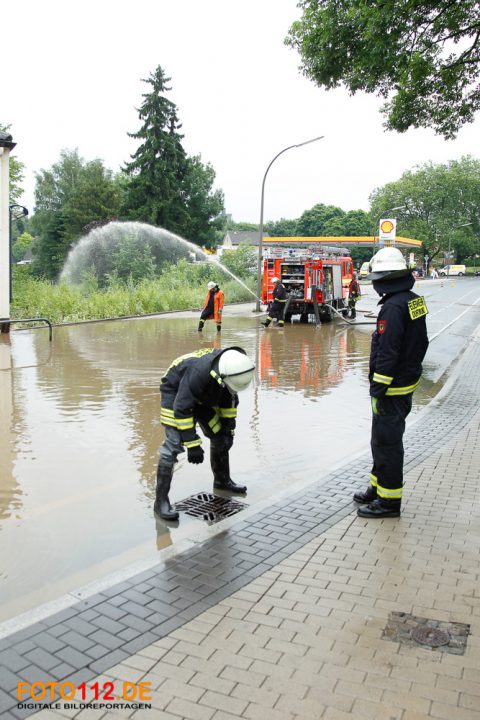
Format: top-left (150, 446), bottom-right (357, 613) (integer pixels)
top-left (379, 218), bottom-right (397, 247)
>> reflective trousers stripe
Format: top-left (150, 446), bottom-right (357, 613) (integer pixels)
top-left (377, 484), bottom-right (403, 500)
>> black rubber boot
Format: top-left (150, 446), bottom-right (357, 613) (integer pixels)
top-left (261, 319), bottom-right (271, 327)
top-left (211, 447), bottom-right (247, 494)
top-left (353, 484), bottom-right (377, 504)
top-left (216, 324), bottom-right (221, 333)
top-left (153, 462), bottom-right (179, 520)
top-left (198, 320), bottom-right (205, 332)
top-left (357, 498), bottom-right (400, 518)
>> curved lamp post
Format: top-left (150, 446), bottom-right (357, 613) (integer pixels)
top-left (255, 136), bottom-right (325, 312)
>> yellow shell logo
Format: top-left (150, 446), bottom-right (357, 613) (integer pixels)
top-left (380, 220), bottom-right (394, 233)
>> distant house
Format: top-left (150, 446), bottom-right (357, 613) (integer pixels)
top-left (218, 230), bottom-right (268, 256)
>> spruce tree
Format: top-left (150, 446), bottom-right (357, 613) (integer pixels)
top-left (123, 66), bottom-right (189, 233)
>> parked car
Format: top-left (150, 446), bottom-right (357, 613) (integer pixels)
top-left (359, 262), bottom-right (370, 278)
top-left (440, 264), bottom-right (466, 277)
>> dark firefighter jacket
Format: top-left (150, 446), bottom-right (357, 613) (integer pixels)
top-left (369, 275), bottom-right (429, 399)
top-left (160, 348), bottom-right (240, 448)
top-left (202, 288), bottom-right (224, 322)
top-left (272, 282), bottom-right (287, 304)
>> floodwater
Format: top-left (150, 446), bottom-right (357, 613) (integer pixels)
top-left (0, 299), bottom-right (447, 622)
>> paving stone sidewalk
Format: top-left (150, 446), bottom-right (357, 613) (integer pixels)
top-left (2, 331), bottom-right (480, 719)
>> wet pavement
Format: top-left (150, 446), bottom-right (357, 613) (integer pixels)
top-left (0, 279), bottom-right (479, 719)
top-left (0, 279), bottom-right (479, 624)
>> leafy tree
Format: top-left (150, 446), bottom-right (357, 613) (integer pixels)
top-left (286, 0), bottom-right (480, 138)
top-left (296, 203), bottom-right (345, 236)
top-left (108, 235), bottom-right (157, 283)
top-left (220, 243), bottom-right (257, 279)
top-left (32, 212), bottom-right (69, 279)
top-left (369, 156), bottom-right (480, 262)
top-left (0, 123), bottom-right (25, 202)
top-left (12, 231), bottom-right (33, 261)
top-left (343, 210), bottom-right (372, 237)
top-left (265, 218), bottom-right (298, 236)
top-left (226, 220), bottom-right (259, 231)
top-left (181, 155), bottom-right (225, 248)
top-left (32, 149), bottom-right (121, 278)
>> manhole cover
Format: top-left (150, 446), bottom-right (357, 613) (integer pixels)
top-left (175, 492), bottom-right (247, 524)
top-left (411, 625), bottom-right (451, 647)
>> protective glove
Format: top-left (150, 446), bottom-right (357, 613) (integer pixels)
top-left (371, 397), bottom-right (386, 417)
top-left (187, 446), bottom-right (204, 464)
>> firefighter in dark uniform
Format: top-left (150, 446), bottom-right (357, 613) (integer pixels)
top-left (354, 247), bottom-right (429, 518)
top-left (261, 277), bottom-right (288, 327)
top-left (348, 272), bottom-right (361, 319)
top-left (154, 347), bottom-right (255, 521)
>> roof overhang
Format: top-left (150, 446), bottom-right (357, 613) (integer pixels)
top-left (263, 236), bottom-right (423, 249)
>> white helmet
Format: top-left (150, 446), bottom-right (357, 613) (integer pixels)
top-left (218, 349), bottom-right (255, 393)
top-left (368, 247), bottom-right (409, 280)
top-left (271, 276), bottom-right (279, 283)
top-left (207, 281), bottom-right (216, 290)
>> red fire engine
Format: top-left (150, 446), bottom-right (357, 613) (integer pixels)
top-left (262, 247), bottom-right (354, 323)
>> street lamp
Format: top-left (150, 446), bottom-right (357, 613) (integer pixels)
top-left (9, 204), bottom-right (29, 301)
top-left (447, 222), bottom-right (472, 278)
top-left (373, 206), bottom-right (406, 249)
top-left (255, 136), bottom-right (325, 312)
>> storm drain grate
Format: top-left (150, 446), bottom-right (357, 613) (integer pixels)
top-left (382, 612), bottom-right (470, 654)
top-left (175, 492), bottom-right (248, 524)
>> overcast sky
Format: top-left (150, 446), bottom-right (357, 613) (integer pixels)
top-left (3, 0), bottom-right (479, 224)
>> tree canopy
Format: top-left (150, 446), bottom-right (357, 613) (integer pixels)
top-left (32, 149), bottom-right (121, 278)
top-left (369, 156), bottom-right (480, 262)
top-left (286, 0), bottom-right (480, 138)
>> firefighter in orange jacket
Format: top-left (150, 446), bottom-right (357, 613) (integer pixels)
top-left (198, 281), bottom-right (224, 332)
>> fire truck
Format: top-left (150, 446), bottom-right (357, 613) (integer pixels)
top-left (262, 247), bottom-right (354, 323)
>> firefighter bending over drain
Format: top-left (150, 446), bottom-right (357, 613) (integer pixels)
top-left (262, 277), bottom-right (288, 327)
top-left (198, 281), bottom-right (224, 333)
top-left (154, 347), bottom-right (255, 521)
top-left (354, 247), bottom-right (429, 518)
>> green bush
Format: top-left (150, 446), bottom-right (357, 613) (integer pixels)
top-left (11, 261), bottom-right (256, 324)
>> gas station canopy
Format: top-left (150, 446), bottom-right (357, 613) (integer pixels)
top-left (263, 236), bottom-right (422, 249)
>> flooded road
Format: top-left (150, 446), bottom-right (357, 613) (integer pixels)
top-left (1, 278), bottom-right (479, 622)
